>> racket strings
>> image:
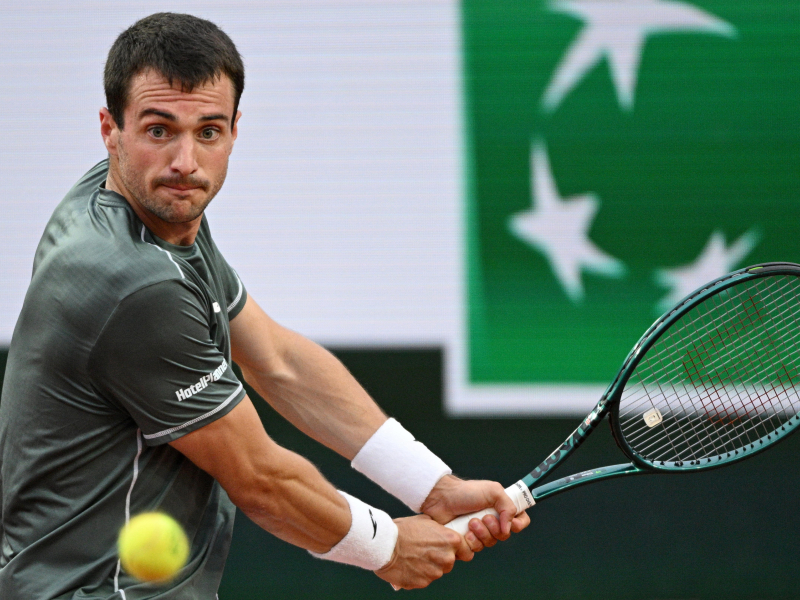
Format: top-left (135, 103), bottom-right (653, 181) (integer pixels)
top-left (627, 278), bottom-right (800, 423)
top-left (622, 286), bottom-right (800, 424)
top-left (629, 289), bottom-right (800, 461)
top-left (630, 286), bottom-right (800, 460)
top-left (617, 275), bottom-right (800, 464)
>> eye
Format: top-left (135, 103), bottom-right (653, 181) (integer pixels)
top-left (200, 127), bottom-right (220, 141)
top-left (149, 126), bottom-right (168, 139)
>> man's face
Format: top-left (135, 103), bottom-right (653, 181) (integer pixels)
top-left (103, 70), bottom-right (239, 225)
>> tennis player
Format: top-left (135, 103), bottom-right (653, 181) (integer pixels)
top-left (0, 12), bottom-right (529, 599)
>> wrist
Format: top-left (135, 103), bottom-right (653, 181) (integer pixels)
top-left (309, 491), bottom-right (398, 571)
top-left (351, 418), bottom-right (452, 512)
top-left (419, 474), bottom-right (461, 515)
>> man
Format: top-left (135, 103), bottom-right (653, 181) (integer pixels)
top-left (0, 12), bottom-right (529, 599)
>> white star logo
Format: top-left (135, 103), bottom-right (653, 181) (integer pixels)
top-left (655, 228), bottom-right (760, 313)
top-left (509, 141), bottom-right (626, 303)
top-left (542, 0), bottom-right (736, 112)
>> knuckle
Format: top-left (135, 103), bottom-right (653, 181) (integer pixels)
top-left (513, 515), bottom-right (531, 532)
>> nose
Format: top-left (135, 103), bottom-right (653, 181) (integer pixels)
top-left (170, 134), bottom-right (199, 176)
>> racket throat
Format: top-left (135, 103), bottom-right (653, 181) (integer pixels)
top-left (527, 463), bottom-right (644, 502)
top-left (528, 400), bottom-right (610, 485)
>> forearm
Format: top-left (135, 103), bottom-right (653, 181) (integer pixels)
top-left (171, 398), bottom-right (399, 570)
top-left (230, 443), bottom-right (351, 553)
top-left (170, 399), bottom-right (349, 552)
top-left (231, 299), bottom-right (386, 459)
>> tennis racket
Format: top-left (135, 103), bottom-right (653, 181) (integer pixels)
top-left (446, 262), bottom-right (800, 535)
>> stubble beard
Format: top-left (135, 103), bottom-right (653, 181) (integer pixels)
top-left (116, 141), bottom-right (227, 224)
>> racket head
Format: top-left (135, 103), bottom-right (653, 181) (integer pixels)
top-left (605, 262), bottom-right (800, 472)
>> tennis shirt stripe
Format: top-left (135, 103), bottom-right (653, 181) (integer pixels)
top-left (227, 275), bottom-right (243, 313)
top-left (140, 225), bottom-right (184, 280)
top-left (143, 383), bottom-right (244, 440)
top-left (114, 429), bottom-right (143, 596)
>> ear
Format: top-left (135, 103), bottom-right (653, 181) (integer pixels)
top-left (99, 107), bottom-right (120, 156)
top-left (230, 110), bottom-right (242, 146)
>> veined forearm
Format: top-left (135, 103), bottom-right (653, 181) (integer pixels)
top-left (231, 297), bottom-right (387, 459)
top-left (238, 327), bottom-right (386, 459)
top-left (229, 444), bottom-right (351, 553)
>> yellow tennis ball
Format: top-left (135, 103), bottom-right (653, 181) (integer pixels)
top-left (118, 512), bottom-right (189, 583)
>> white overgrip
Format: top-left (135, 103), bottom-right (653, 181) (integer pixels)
top-left (443, 480), bottom-right (534, 536)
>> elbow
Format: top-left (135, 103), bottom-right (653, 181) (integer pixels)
top-left (238, 357), bottom-right (298, 399)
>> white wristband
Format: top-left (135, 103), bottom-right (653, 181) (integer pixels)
top-left (309, 491), bottom-right (398, 571)
top-left (351, 418), bottom-right (452, 512)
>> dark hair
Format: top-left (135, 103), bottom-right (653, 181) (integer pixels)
top-left (104, 13), bottom-right (245, 129)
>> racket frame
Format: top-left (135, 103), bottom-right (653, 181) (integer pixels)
top-left (522, 262), bottom-right (800, 502)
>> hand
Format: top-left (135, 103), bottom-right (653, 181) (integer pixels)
top-left (374, 514), bottom-right (471, 590)
top-left (420, 475), bottom-right (531, 552)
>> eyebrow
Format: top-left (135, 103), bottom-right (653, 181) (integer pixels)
top-left (138, 109), bottom-right (230, 124)
top-left (139, 108), bottom-right (176, 121)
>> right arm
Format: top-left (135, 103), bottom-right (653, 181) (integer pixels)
top-left (88, 281), bottom-right (467, 589)
top-left (172, 395), bottom-right (349, 552)
top-left (169, 396), bottom-right (470, 589)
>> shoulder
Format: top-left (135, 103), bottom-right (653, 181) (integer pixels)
top-left (38, 160), bottom-right (192, 285)
top-left (33, 214), bottom-right (191, 305)
top-left (26, 165), bottom-right (200, 338)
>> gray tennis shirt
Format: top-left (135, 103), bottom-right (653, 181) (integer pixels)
top-left (0, 160), bottom-right (248, 599)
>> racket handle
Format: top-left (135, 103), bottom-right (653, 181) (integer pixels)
top-left (444, 508), bottom-right (499, 536)
top-left (390, 482), bottom-right (533, 590)
top-left (444, 480), bottom-right (534, 536)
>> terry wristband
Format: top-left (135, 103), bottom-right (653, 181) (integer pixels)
top-left (309, 491), bottom-right (398, 571)
top-left (351, 418), bottom-right (452, 513)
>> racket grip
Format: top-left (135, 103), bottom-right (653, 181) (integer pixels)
top-left (444, 480), bottom-right (534, 536)
top-left (444, 508), bottom-right (499, 536)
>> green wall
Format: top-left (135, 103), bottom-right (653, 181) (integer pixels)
top-left (2, 348), bottom-right (799, 598)
top-left (462, 0), bottom-right (800, 386)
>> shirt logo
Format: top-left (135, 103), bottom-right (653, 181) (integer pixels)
top-left (175, 358), bottom-right (229, 401)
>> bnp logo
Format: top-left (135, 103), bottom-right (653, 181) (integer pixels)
top-left (462, 0), bottom-right (796, 388)
top-left (540, 0), bottom-right (736, 114)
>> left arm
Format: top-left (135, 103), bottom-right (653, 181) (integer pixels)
top-left (229, 295), bottom-right (529, 545)
top-left (229, 295), bottom-right (386, 459)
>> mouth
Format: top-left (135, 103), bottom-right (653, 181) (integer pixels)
top-left (161, 183), bottom-right (203, 200)
top-left (161, 184), bottom-right (200, 192)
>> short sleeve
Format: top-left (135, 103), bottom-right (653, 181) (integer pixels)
top-left (206, 236), bottom-right (247, 320)
top-left (88, 280), bottom-right (246, 446)
top-left (220, 263), bottom-right (246, 320)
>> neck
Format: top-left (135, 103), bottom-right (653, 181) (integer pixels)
top-left (105, 168), bottom-right (202, 246)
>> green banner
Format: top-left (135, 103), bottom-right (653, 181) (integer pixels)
top-left (463, 0), bottom-right (800, 387)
